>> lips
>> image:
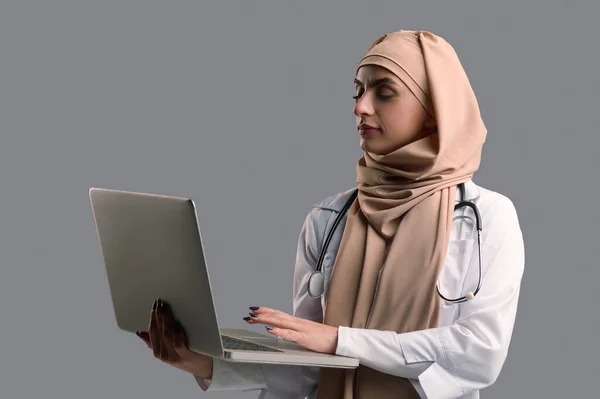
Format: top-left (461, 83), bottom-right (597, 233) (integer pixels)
top-left (359, 124), bottom-right (378, 130)
top-left (358, 124), bottom-right (380, 135)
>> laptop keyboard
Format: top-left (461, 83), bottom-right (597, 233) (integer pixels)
top-left (221, 335), bottom-right (283, 352)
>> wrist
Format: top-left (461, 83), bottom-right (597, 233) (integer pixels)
top-left (332, 326), bottom-right (340, 354)
top-left (202, 358), bottom-right (214, 380)
top-left (192, 356), bottom-right (214, 380)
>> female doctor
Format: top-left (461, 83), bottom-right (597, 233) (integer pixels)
top-left (136, 29), bottom-right (525, 399)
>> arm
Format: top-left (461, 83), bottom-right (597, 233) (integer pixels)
top-left (194, 207), bottom-right (330, 398)
top-left (335, 196), bottom-right (525, 399)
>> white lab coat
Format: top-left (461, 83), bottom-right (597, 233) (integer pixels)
top-left (194, 180), bottom-right (525, 399)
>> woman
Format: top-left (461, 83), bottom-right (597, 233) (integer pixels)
top-left (136, 29), bottom-right (525, 399)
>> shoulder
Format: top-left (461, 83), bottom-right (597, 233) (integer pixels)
top-left (472, 180), bottom-right (520, 222)
top-left (471, 180), bottom-right (523, 250)
top-left (310, 186), bottom-right (358, 213)
top-left (296, 187), bottom-right (357, 261)
top-left (298, 187), bottom-right (357, 244)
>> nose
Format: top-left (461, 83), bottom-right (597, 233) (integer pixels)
top-left (353, 92), bottom-right (374, 118)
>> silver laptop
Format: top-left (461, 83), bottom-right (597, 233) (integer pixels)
top-left (89, 187), bottom-right (358, 369)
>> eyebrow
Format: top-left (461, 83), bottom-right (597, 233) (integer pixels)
top-left (354, 77), bottom-right (397, 87)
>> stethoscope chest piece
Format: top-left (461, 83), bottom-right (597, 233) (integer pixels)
top-left (307, 271), bottom-right (325, 298)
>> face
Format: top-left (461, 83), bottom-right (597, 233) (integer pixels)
top-left (353, 65), bottom-right (437, 155)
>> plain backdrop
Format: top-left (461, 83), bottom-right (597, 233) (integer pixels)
top-left (1, 1), bottom-right (597, 398)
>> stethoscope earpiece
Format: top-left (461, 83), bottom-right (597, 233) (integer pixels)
top-left (444, 291), bottom-right (476, 306)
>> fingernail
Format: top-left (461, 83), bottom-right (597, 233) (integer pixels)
top-left (173, 321), bottom-right (180, 332)
top-left (135, 331), bottom-right (141, 336)
top-left (158, 299), bottom-right (164, 309)
top-left (152, 299), bottom-right (157, 310)
top-left (266, 326), bottom-right (273, 331)
top-left (249, 306), bottom-right (259, 311)
top-left (243, 316), bottom-right (251, 321)
top-left (249, 312), bottom-right (258, 318)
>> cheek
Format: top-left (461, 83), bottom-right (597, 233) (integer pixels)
top-left (382, 102), bottom-right (424, 138)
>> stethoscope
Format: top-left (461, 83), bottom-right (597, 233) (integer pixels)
top-left (307, 183), bottom-right (483, 305)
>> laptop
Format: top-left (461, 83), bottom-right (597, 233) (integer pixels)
top-left (89, 187), bottom-right (358, 369)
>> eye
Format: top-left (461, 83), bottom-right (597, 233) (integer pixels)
top-left (377, 86), bottom-right (395, 98)
top-left (353, 89), bottom-right (394, 101)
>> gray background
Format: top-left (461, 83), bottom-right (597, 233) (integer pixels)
top-left (0, 0), bottom-right (596, 398)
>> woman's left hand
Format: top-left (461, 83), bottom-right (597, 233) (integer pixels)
top-left (244, 306), bottom-right (339, 354)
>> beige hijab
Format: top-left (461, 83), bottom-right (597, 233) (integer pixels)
top-left (316, 30), bottom-right (487, 398)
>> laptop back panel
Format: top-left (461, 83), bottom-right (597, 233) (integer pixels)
top-left (89, 188), bottom-right (225, 358)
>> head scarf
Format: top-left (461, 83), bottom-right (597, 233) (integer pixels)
top-left (316, 29), bottom-right (487, 398)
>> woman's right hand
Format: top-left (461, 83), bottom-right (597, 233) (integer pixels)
top-left (136, 298), bottom-right (214, 379)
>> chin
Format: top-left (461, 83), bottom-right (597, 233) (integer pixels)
top-left (360, 141), bottom-right (387, 155)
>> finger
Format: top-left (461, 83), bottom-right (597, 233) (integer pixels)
top-left (149, 299), bottom-right (161, 358)
top-left (264, 326), bottom-right (300, 343)
top-left (250, 307), bottom-right (313, 327)
top-left (136, 331), bottom-right (152, 348)
top-left (160, 301), bottom-right (178, 361)
top-left (172, 320), bottom-right (187, 349)
top-left (247, 307), bottom-right (292, 323)
top-left (244, 311), bottom-right (303, 331)
top-left (249, 306), bottom-right (280, 315)
top-left (155, 299), bottom-right (169, 360)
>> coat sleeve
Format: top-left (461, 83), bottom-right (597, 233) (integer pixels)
top-left (335, 196), bottom-right (525, 399)
top-left (194, 207), bottom-right (332, 399)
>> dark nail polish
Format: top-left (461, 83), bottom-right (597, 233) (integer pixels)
top-left (249, 312), bottom-right (258, 318)
top-left (173, 321), bottom-right (180, 332)
top-left (249, 306), bottom-right (259, 311)
top-left (266, 326), bottom-right (273, 331)
top-left (243, 316), bottom-right (251, 321)
top-left (158, 299), bottom-right (164, 309)
top-left (152, 299), bottom-right (157, 310)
